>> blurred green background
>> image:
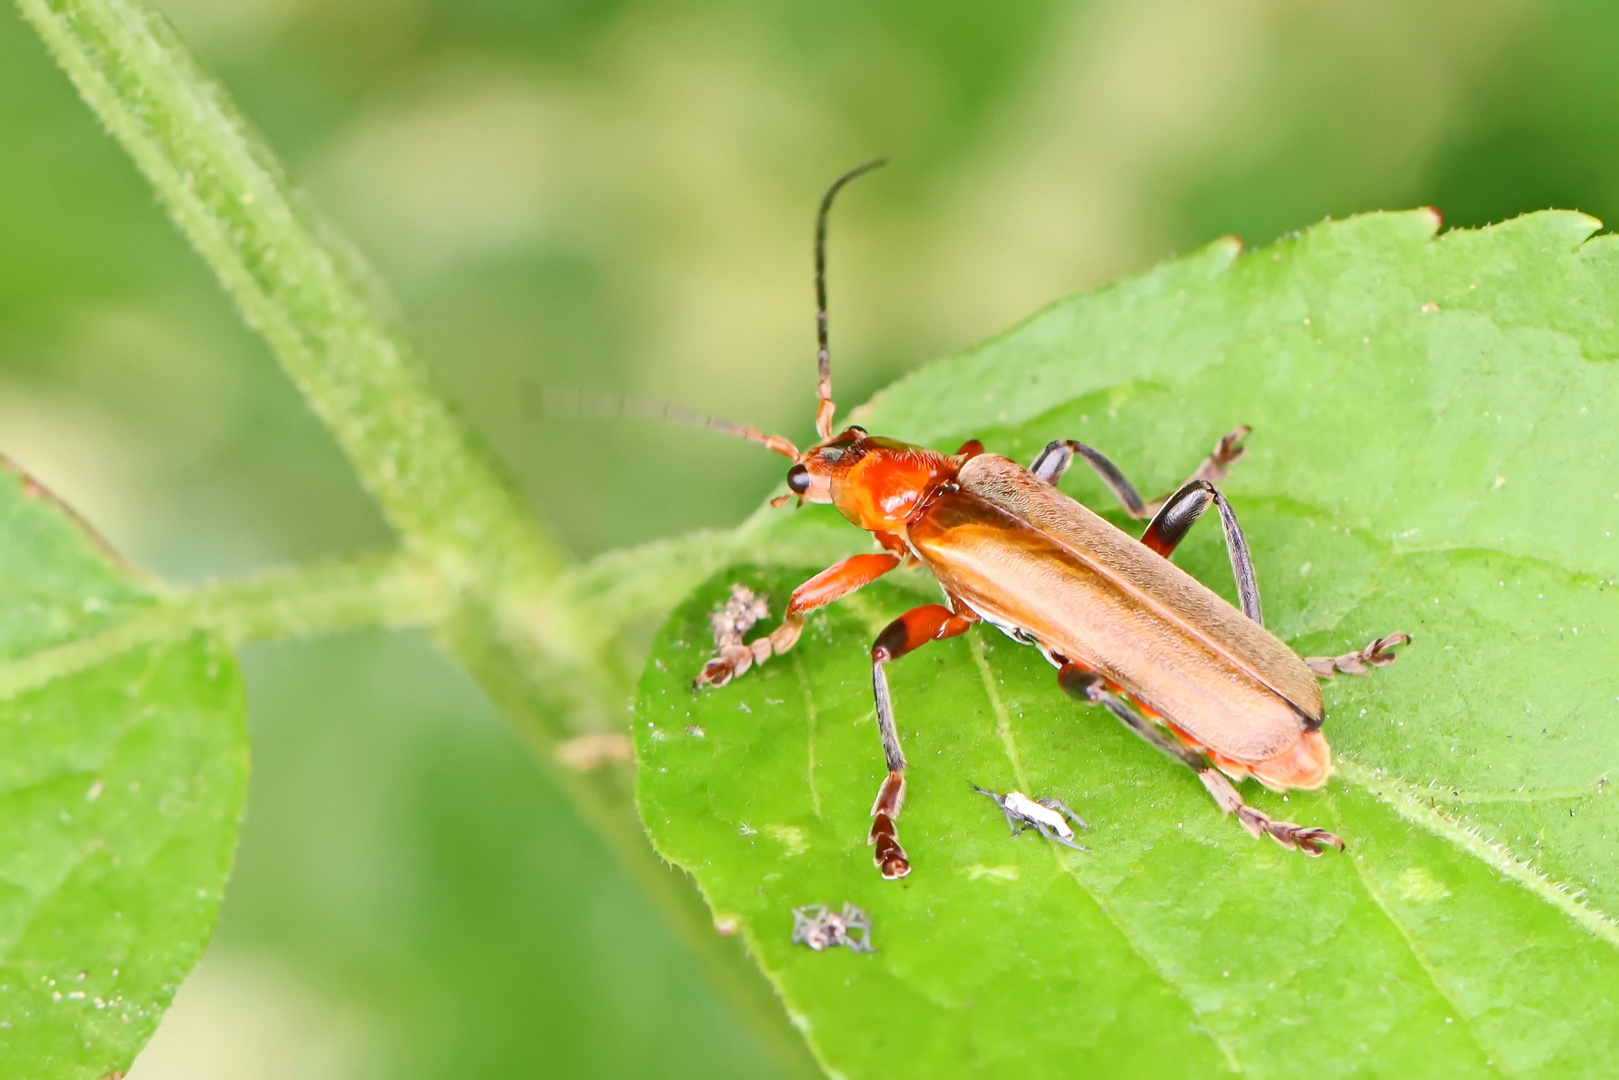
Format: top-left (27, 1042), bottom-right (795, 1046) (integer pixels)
top-left (4, 0), bottom-right (1619, 1075)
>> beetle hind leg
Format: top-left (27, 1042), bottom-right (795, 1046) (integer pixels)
top-left (1198, 769), bottom-right (1344, 856)
top-left (1306, 632), bottom-right (1411, 678)
top-left (1058, 660), bottom-right (1342, 855)
top-left (1057, 662), bottom-right (1207, 770)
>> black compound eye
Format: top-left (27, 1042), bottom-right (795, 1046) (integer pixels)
top-left (786, 464), bottom-right (811, 494)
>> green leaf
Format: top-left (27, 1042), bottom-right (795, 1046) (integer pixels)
top-left (0, 462), bottom-right (246, 1078)
top-left (637, 210), bottom-right (1619, 1077)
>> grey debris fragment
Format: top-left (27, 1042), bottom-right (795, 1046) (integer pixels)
top-left (699, 583), bottom-right (773, 682)
top-left (709, 583), bottom-right (770, 653)
top-left (790, 902), bottom-right (875, 953)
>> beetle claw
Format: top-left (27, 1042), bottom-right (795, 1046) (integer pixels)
top-left (1293, 828), bottom-right (1347, 856)
top-left (1193, 425), bottom-right (1251, 485)
top-left (695, 648), bottom-right (746, 688)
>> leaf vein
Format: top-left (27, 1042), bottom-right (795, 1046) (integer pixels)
top-left (1334, 792), bottom-right (1513, 1078)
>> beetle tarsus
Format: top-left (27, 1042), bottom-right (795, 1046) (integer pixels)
top-left (696, 626), bottom-right (790, 688)
top-left (1305, 632), bottom-right (1411, 679)
top-left (695, 584), bottom-right (776, 688)
top-left (1201, 768), bottom-right (1342, 856)
top-left (697, 554), bottom-right (904, 689)
top-left (1189, 425), bottom-right (1251, 487)
top-left (870, 771), bottom-right (910, 878)
top-left (1236, 806), bottom-right (1344, 855)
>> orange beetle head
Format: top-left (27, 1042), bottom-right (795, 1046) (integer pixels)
top-left (787, 428), bottom-right (958, 532)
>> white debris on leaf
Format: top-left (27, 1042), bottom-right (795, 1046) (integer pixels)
top-left (973, 784), bottom-right (1090, 850)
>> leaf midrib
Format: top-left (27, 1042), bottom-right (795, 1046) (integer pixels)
top-left (1336, 809), bottom-right (1512, 1079)
top-left (1337, 759), bottom-right (1619, 950)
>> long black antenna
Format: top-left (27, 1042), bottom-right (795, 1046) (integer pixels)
top-left (535, 385), bottom-right (799, 459)
top-left (813, 158), bottom-right (887, 441)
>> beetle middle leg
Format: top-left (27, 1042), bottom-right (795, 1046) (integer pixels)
top-left (1140, 479), bottom-right (1263, 625)
top-left (868, 603), bottom-right (977, 878)
top-left (1057, 660), bottom-right (1343, 855)
top-left (1030, 426), bottom-right (1249, 517)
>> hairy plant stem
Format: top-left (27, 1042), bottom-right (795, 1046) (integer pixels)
top-left (17, 0), bottom-right (820, 1073)
top-left (0, 552), bottom-right (447, 701)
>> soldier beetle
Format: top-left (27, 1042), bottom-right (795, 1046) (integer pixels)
top-left (692, 160), bottom-right (1409, 879)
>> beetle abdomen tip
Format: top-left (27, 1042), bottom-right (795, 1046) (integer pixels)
top-left (1251, 729), bottom-right (1333, 791)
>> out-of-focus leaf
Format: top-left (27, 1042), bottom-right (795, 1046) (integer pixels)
top-left (0, 462), bottom-right (246, 1078)
top-left (637, 210), bottom-right (1619, 1077)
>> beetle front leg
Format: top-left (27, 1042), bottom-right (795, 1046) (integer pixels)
top-left (1305, 632), bottom-right (1411, 678)
top-left (868, 603), bottom-right (977, 879)
top-left (1176, 425), bottom-right (1250, 492)
top-left (695, 552), bottom-right (901, 687)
